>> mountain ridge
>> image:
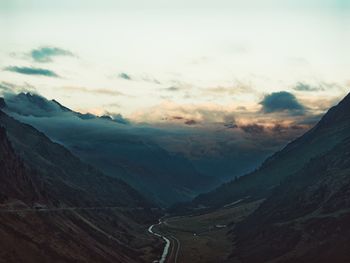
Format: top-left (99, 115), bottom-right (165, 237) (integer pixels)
top-left (231, 134), bottom-right (350, 262)
top-left (0, 109), bottom-right (162, 262)
top-left (187, 92), bottom-right (350, 209)
top-left (3, 92), bottom-right (219, 206)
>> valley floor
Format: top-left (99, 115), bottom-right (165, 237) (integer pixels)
top-left (152, 200), bottom-right (263, 263)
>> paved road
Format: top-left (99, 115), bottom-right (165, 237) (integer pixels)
top-left (0, 206), bottom-right (155, 213)
top-left (170, 235), bottom-right (181, 263)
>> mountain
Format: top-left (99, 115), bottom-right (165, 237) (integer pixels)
top-left (0, 109), bottom-right (162, 263)
top-left (0, 110), bottom-right (151, 208)
top-left (3, 92), bottom-right (219, 206)
top-left (189, 93), bottom-right (350, 209)
top-left (0, 126), bottom-right (48, 206)
top-left (231, 132), bottom-right (350, 262)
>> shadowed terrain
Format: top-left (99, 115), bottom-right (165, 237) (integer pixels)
top-left (0, 107), bottom-right (162, 262)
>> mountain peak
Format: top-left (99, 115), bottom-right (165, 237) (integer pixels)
top-left (5, 92), bottom-right (64, 117)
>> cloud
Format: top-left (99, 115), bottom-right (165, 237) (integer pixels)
top-left (118, 72), bottom-right (132, 80)
top-left (4, 66), bottom-right (59, 77)
top-left (260, 91), bottom-right (305, 114)
top-left (293, 81), bottom-right (344, 93)
top-left (223, 114), bottom-right (238, 129)
top-left (240, 124), bottom-right (265, 134)
top-left (62, 86), bottom-right (125, 96)
top-left (30, 46), bottom-right (74, 62)
top-left (115, 72), bottom-right (162, 84)
top-left (4, 92), bottom-right (66, 117)
top-left (166, 86), bottom-right (181, 92)
top-left (0, 81), bottom-right (36, 95)
top-left (204, 82), bottom-right (254, 96)
top-left (172, 116), bottom-right (184, 120)
top-left (142, 76), bottom-right (161, 84)
top-left (111, 113), bottom-right (130, 125)
top-left (184, 119), bottom-right (197, 125)
top-left (293, 82), bottom-right (324, 92)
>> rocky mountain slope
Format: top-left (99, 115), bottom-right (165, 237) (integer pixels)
top-left (231, 134), bottom-right (350, 262)
top-left (0, 108), bottom-right (161, 262)
top-left (190, 93), bottom-right (350, 209)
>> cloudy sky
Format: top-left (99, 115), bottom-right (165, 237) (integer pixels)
top-left (0, 0), bottom-right (349, 126)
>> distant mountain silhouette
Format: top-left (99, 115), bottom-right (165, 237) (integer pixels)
top-left (3, 92), bottom-right (218, 206)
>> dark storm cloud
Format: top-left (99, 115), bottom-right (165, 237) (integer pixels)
top-left (4, 66), bottom-right (59, 77)
top-left (260, 91), bottom-right (305, 114)
top-left (31, 46), bottom-right (74, 62)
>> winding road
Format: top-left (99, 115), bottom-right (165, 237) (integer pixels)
top-left (148, 220), bottom-right (181, 263)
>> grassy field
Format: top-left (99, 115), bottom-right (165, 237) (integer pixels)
top-left (155, 200), bottom-right (263, 263)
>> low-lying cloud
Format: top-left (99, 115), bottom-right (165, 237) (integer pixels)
top-left (240, 124), bottom-right (265, 134)
top-left (0, 81), bottom-right (37, 95)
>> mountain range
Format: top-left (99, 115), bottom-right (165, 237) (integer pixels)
top-left (2, 93), bottom-right (221, 206)
top-left (175, 93), bottom-right (350, 262)
top-left (189, 93), bottom-right (350, 209)
top-left (0, 100), bottom-right (162, 262)
top-left (1, 90), bottom-right (350, 262)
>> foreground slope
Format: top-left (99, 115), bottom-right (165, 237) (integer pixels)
top-left (191, 93), bottom-right (350, 208)
top-left (0, 108), bottom-right (161, 262)
top-left (231, 135), bottom-right (350, 262)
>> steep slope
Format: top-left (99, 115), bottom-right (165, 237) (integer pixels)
top-left (0, 110), bottom-right (151, 208)
top-left (0, 126), bottom-right (48, 206)
top-left (0, 111), bottom-right (162, 262)
top-left (231, 136), bottom-right (350, 263)
top-left (191, 93), bottom-right (350, 208)
top-left (3, 92), bottom-right (218, 206)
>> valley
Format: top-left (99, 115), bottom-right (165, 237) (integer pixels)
top-left (1, 91), bottom-right (350, 262)
top-left (151, 200), bottom-right (263, 263)
top-left (1, 2), bottom-right (348, 262)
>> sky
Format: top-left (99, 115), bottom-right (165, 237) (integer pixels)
top-left (0, 0), bottom-right (349, 127)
